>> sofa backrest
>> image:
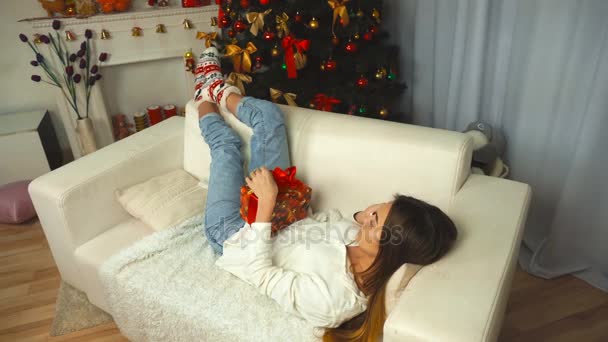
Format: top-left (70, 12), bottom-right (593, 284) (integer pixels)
top-left (184, 100), bottom-right (472, 214)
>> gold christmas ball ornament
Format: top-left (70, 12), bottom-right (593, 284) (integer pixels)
top-left (372, 8), bottom-right (381, 20)
top-left (378, 107), bottom-right (389, 118)
top-left (184, 50), bottom-right (194, 59)
top-left (271, 46), bottom-right (280, 57)
top-left (356, 9), bottom-right (364, 18)
top-left (375, 67), bottom-right (388, 80)
top-left (354, 33), bottom-right (360, 40)
top-left (309, 17), bottom-right (319, 29)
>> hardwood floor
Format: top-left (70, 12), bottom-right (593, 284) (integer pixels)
top-left (1, 220), bottom-right (607, 341)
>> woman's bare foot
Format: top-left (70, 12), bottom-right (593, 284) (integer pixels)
top-left (198, 101), bottom-right (219, 119)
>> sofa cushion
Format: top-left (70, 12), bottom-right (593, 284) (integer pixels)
top-left (74, 218), bottom-right (155, 312)
top-left (115, 169), bottom-right (207, 231)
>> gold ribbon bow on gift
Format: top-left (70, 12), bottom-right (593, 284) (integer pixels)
top-left (196, 31), bottom-right (218, 48)
top-left (275, 12), bottom-right (290, 38)
top-left (270, 88), bottom-right (298, 107)
top-left (246, 9), bottom-right (272, 37)
top-left (328, 0), bottom-right (350, 30)
top-left (227, 72), bottom-right (253, 95)
top-left (224, 42), bottom-right (258, 73)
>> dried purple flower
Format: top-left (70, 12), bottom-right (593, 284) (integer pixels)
top-left (77, 49), bottom-right (85, 58)
top-left (73, 74), bottom-right (82, 83)
top-left (95, 74), bottom-right (102, 81)
top-left (85, 29), bottom-right (93, 39)
top-left (19, 34), bottom-right (28, 42)
top-left (36, 53), bottom-right (44, 63)
top-left (90, 65), bottom-right (98, 74)
top-left (80, 41), bottom-right (87, 51)
top-left (52, 20), bottom-right (61, 30)
top-left (69, 54), bottom-right (77, 62)
top-left (31, 75), bottom-right (41, 82)
top-left (66, 65), bottom-right (74, 76)
top-left (30, 60), bottom-right (39, 67)
top-left (39, 34), bottom-right (50, 44)
top-left (99, 53), bottom-right (108, 62)
top-left (79, 59), bottom-right (87, 69)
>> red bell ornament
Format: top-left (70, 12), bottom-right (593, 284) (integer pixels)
top-left (234, 19), bottom-right (247, 32)
top-left (345, 40), bottom-right (358, 53)
top-left (356, 75), bottom-right (369, 88)
top-left (325, 59), bottom-right (337, 71)
top-left (220, 15), bottom-right (232, 28)
top-left (263, 31), bottom-right (275, 41)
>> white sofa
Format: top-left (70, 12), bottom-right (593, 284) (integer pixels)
top-left (29, 100), bottom-right (531, 341)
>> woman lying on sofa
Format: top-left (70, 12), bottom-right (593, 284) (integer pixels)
top-left (194, 47), bottom-right (458, 342)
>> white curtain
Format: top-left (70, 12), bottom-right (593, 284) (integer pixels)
top-left (385, 0), bottom-right (608, 291)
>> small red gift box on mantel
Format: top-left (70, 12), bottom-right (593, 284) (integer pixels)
top-left (240, 166), bottom-right (312, 235)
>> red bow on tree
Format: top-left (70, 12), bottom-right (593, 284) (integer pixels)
top-left (312, 94), bottom-right (341, 112)
top-left (282, 35), bottom-right (310, 79)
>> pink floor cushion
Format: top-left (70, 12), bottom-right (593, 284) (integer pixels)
top-left (0, 180), bottom-right (37, 224)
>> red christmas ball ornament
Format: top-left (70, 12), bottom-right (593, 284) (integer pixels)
top-left (220, 15), bottom-right (232, 28)
top-left (255, 56), bottom-right (263, 64)
top-left (259, 0), bottom-right (270, 5)
top-left (295, 11), bottom-right (302, 22)
top-left (369, 25), bottom-right (378, 34)
top-left (263, 31), bottom-right (275, 41)
top-left (331, 35), bottom-right (340, 46)
top-left (234, 19), bottom-right (247, 32)
top-left (325, 59), bottom-right (337, 72)
top-left (363, 32), bottom-right (374, 41)
top-left (240, 0), bottom-right (250, 8)
top-left (345, 41), bottom-right (358, 53)
top-left (227, 29), bottom-right (236, 38)
top-left (356, 75), bottom-right (369, 88)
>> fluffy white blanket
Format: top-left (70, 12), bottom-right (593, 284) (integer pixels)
top-left (100, 213), bottom-right (329, 342)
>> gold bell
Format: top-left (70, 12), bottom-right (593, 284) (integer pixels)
top-left (100, 29), bottom-right (111, 40)
top-left (378, 107), bottom-right (389, 118)
top-left (156, 24), bottom-right (167, 33)
top-left (65, 30), bottom-right (76, 41)
top-left (372, 8), bottom-right (381, 22)
top-left (132, 27), bottom-right (143, 37)
top-left (309, 17), bottom-right (319, 30)
top-left (33, 34), bottom-right (42, 44)
top-left (271, 46), bottom-right (280, 57)
top-left (210, 17), bottom-right (218, 27)
top-left (183, 19), bottom-right (193, 29)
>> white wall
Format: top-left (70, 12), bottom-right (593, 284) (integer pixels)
top-left (1, 0), bottom-right (191, 157)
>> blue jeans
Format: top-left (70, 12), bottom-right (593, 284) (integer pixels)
top-left (199, 97), bottom-right (291, 255)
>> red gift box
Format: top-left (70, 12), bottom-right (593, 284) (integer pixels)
top-left (240, 166), bottom-right (312, 235)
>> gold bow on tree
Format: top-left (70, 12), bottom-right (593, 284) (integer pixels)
top-left (196, 32), bottom-right (218, 48)
top-left (246, 9), bottom-right (272, 36)
top-left (328, 0), bottom-right (350, 30)
top-left (227, 72), bottom-right (253, 95)
top-left (270, 88), bottom-right (298, 107)
top-left (224, 42), bottom-right (258, 73)
top-left (275, 12), bottom-right (290, 38)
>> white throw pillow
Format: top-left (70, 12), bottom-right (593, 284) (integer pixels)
top-left (116, 169), bottom-right (207, 231)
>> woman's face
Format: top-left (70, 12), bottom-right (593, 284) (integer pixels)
top-left (355, 201), bottom-right (394, 256)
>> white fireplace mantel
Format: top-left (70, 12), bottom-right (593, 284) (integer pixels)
top-left (27, 5), bottom-right (219, 159)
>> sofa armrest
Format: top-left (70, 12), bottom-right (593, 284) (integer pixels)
top-left (384, 174), bottom-right (532, 342)
top-left (28, 117), bottom-right (185, 287)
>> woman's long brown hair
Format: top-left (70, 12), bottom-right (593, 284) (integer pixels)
top-left (323, 194), bottom-right (458, 342)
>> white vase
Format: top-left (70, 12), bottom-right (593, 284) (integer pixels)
top-left (76, 118), bottom-right (98, 155)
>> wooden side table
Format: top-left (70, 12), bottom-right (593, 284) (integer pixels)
top-left (0, 110), bottom-right (62, 186)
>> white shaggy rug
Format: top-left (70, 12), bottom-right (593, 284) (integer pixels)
top-left (100, 214), bottom-right (327, 342)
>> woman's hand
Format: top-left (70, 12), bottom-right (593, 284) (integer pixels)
top-left (246, 167), bottom-right (278, 203)
top-left (246, 167), bottom-right (277, 223)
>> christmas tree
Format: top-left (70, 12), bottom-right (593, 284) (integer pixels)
top-left (211, 0), bottom-right (406, 120)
